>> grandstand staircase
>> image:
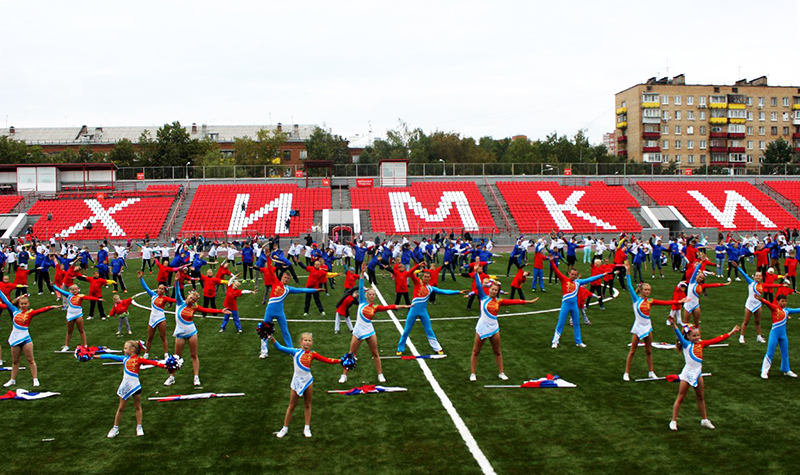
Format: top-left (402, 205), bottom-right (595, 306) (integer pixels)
top-left (623, 182), bottom-right (657, 229)
top-left (158, 185), bottom-right (196, 240)
top-left (756, 182), bottom-right (800, 217)
top-left (478, 184), bottom-right (517, 234)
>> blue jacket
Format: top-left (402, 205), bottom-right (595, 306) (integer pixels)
top-left (241, 247), bottom-right (254, 264)
top-left (111, 258), bottom-right (125, 274)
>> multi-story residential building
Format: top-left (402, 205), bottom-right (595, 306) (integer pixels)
top-left (602, 132), bottom-right (617, 156)
top-left (615, 75), bottom-right (800, 170)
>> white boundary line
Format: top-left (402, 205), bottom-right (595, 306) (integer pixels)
top-left (370, 282), bottom-right (496, 475)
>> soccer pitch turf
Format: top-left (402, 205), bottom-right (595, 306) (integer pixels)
top-left (4, 256), bottom-right (800, 475)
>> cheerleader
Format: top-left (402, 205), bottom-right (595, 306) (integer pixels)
top-left (94, 341), bottom-right (167, 438)
top-left (137, 271), bottom-right (176, 359)
top-left (733, 263), bottom-right (785, 344)
top-left (623, 267), bottom-right (686, 382)
top-left (269, 333), bottom-right (341, 438)
top-left (339, 268), bottom-right (410, 384)
top-left (54, 284), bottom-right (102, 351)
top-left (163, 275), bottom-right (230, 387)
top-left (470, 272), bottom-right (538, 381)
top-left (0, 291), bottom-right (61, 387)
top-left (682, 261), bottom-right (730, 327)
top-left (334, 288), bottom-right (358, 335)
top-left (668, 316), bottom-right (738, 431)
top-left (759, 295), bottom-right (800, 379)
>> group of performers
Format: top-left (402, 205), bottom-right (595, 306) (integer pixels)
top-left (1, 229), bottom-right (798, 437)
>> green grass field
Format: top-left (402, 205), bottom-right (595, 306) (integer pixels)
top-left (4, 256), bottom-right (800, 475)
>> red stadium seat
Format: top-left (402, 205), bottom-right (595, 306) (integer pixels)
top-left (496, 181), bottom-right (642, 234)
top-left (764, 181), bottom-right (800, 213)
top-left (638, 181), bottom-right (799, 231)
top-left (0, 195), bottom-right (23, 213)
top-left (350, 182), bottom-right (497, 234)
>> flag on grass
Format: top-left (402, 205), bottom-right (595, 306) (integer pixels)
top-left (149, 392), bottom-right (244, 401)
top-left (485, 374), bottom-right (577, 389)
top-left (0, 389), bottom-right (60, 400)
top-left (327, 384), bottom-right (408, 395)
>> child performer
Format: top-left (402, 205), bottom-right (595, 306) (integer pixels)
top-left (137, 271), bottom-right (176, 360)
top-left (759, 294), bottom-right (800, 379)
top-left (54, 284), bottom-right (102, 351)
top-left (0, 291), bottom-right (61, 387)
top-left (109, 294), bottom-right (134, 335)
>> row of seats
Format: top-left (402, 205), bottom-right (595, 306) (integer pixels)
top-left (0, 195), bottom-right (23, 214)
top-left (28, 196), bottom-right (175, 240)
top-left (765, 181), bottom-right (800, 212)
top-left (351, 182), bottom-right (497, 234)
top-left (638, 181), bottom-right (800, 231)
top-left (181, 184), bottom-right (330, 237)
top-left (497, 181), bottom-right (642, 234)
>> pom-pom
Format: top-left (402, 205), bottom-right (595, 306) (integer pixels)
top-left (164, 354), bottom-right (184, 371)
top-left (138, 340), bottom-right (148, 354)
top-left (256, 322), bottom-right (274, 339)
top-left (74, 345), bottom-right (94, 362)
top-left (340, 352), bottom-right (357, 371)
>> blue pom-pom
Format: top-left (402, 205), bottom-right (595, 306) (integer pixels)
top-left (164, 354), bottom-right (184, 371)
top-left (256, 322), bottom-right (274, 339)
top-left (340, 352), bottom-right (357, 371)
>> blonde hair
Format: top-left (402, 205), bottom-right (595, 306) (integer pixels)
top-left (300, 332), bottom-right (313, 341)
top-left (124, 340), bottom-right (141, 355)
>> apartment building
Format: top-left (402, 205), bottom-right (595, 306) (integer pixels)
top-left (615, 75), bottom-right (800, 169)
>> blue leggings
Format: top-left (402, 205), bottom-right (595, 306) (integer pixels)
top-left (397, 307), bottom-right (441, 352)
top-left (553, 302), bottom-right (583, 344)
top-left (531, 268), bottom-right (545, 290)
top-left (264, 311), bottom-right (293, 346)
top-left (763, 327), bottom-right (790, 373)
top-left (221, 310), bottom-right (242, 331)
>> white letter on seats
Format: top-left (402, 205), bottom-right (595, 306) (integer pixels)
top-left (388, 191), bottom-right (479, 233)
top-left (537, 191), bottom-right (617, 231)
top-left (228, 193), bottom-right (293, 235)
top-left (687, 190), bottom-right (776, 229)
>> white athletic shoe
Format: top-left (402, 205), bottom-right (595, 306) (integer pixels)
top-left (739, 335), bottom-right (745, 344)
top-left (784, 371), bottom-right (798, 378)
top-left (33, 378), bottom-right (40, 387)
top-left (3, 379), bottom-right (15, 387)
top-left (163, 375), bottom-right (175, 386)
top-left (498, 373), bottom-right (509, 381)
top-left (338, 374), bottom-right (348, 384)
top-left (60, 346), bottom-right (69, 352)
top-left (259, 352), bottom-right (268, 359)
top-left (735, 277), bottom-right (741, 282)
top-left (727, 277), bottom-right (731, 282)
top-left (757, 335), bottom-right (766, 344)
top-left (276, 427), bottom-right (288, 438)
top-left (623, 373), bottom-right (630, 382)
top-left (648, 371), bottom-right (658, 379)
top-left (669, 421), bottom-right (678, 431)
top-left (303, 313), bottom-right (309, 317)
top-left (377, 373), bottom-right (386, 383)
top-left (576, 343), bottom-right (587, 348)
top-left (320, 312), bottom-right (326, 316)
top-left (469, 373), bottom-right (477, 382)
top-left (142, 353), bottom-right (149, 359)
top-left (136, 426), bottom-right (144, 437)
top-left (700, 419), bottom-right (715, 430)
top-left (107, 427), bottom-right (119, 438)
top-left (761, 372), bottom-right (769, 380)
top-left (551, 342), bottom-right (559, 349)
top-left (303, 427), bottom-right (312, 438)
top-left (193, 375), bottom-right (201, 386)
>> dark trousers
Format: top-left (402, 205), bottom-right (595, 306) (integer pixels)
top-left (37, 269), bottom-right (54, 293)
top-left (112, 273), bottom-right (126, 292)
top-left (304, 291), bottom-right (324, 314)
top-left (203, 296), bottom-right (217, 316)
top-left (510, 287), bottom-right (525, 300)
top-left (141, 259), bottom-right (153, 272)
top-left (395, 292), bottom-right (410, 305)
top-left (89, 300), bottom-right (106, 319)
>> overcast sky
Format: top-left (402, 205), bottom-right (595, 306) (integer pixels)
top-left (1, 0), bottom-right (798, 147)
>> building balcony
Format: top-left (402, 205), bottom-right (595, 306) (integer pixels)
top-left (616, 107), bottom-right (627, 114)
top-left (616, 121), bottom-right (628, 129)
top-left (709, 102), bottom-right (728, 109)
top-left (617, 135), bottom-right (628, 143)
top-left (710, 132), bottom-right (728, 138)
top-left (728, 103), bottom-right (746, 110)
top-left (642, 131), bottom-right (661, 139)
top-left (728, 147), bottom-right (746, 153)
top-left (793, 104), bottom-right (800, 110)
top-left (641, 102), bottom-right (660, 109)
top-left (710, 146), bottom-right (728, 153)
top-left (617, 150), bottom-right (628, 156)
top-left (709, 117), bottom-right (728, 125)
top-left (793, 132), bottom-right (800, 139)
top-left (642, 146), bottom-right (661, 153)
top-left (642, 117), bottom-right (660, 124)
top-left (729, 118), bottom-right (746, 124)
top-left (728, 132), bottom-right (746, 139)
top-left (794, 118), bottom-right (800, 126)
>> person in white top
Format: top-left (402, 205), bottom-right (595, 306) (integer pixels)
top-left (582, 236), bottom-right (595, 264)
top-left (226, 244), bottom-right (238, 269)
top-left (6, 248), bottom-right (17, 273)
top-left (139, 244), bottom-right (154, 273)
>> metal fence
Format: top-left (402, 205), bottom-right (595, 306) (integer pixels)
top-left (117, 162), bottom-right (800, 181)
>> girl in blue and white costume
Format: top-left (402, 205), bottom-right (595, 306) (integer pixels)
top-left (681, 258), bottom-right (729, 327)
top-left (667, 316), bottom-right (737, 431)
top-left (733, 263), bottom-right (784, 344)
top-left (549, 256), bottom-right (607, 349)
top-left (0, 292), bottom-right (61, 388)
top-left (270, 333), bottom-right (340, 439)
top-left (395, 265), bottom-right (467, 355)
top-left (137, 271), bottom-right (176, 360)
top-left (470, 272), bottom-right (537, 382)
top-left (94, 340), bottom-right (167, 438)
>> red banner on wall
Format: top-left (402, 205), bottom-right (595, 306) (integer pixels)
top-left (136, 173), bottom-right (145, 180)
top-left (564, 169), bottom-right (572, 176)
top-left (321, 178), bottom-right (330, 187)
top-left (684, 169), bottom-right (693, 176)
top-left (356, 178), bottom-right (374, 187)
top-left (295, 170), bottom-right (304, 178)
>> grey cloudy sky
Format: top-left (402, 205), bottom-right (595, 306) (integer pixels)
top-left (1, 0), bottom-right (798, 147)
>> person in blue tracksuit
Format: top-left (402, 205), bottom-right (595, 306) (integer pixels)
top-left (726, 241), bottom-right (742, 281)
top-left (190, 253), bottom-right (207, 291)
top-left (530, 241), bottom-right (548, 292)
top-left (396, 266), bottom-right (465, 355)
top-left (650, 238), bottom-right (666, 279)
top-left (353, 242), bottom-right (369, 271)
top-left (669, 240), bottom-right (681, 271)
top-left (506, 238), bottom-right (523, 277)
top-left (713, 240), bottom-right (727, 278)
top-left (441, 243), bottom-right (457, 282)
top-left (549, 257), bottom-right (606, 348)
top-left (110, 253), bottom-right (127, 293)
top-left (759, 294), bottom-right (800, 379)
top-left (241, 243), bottom-right (254, 281)
top-left (271, 248), bottom-right (299, 283)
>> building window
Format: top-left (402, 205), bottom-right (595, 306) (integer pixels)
top-left (784, 112), bottom-right (790, 122)
top-left (688, 155), bottom-right (694, 164)
top-left (783, 97), bottom-right (790, 107)
top-left (643, 108), bottom-right (660, 118)
top-left (675, 125), bottom-right (682, 135)
top-left (699, 126), bottom-right (706, 135)
top-left (621, 101), bottom-right (627, 108)
top-left (675, 111), bottom-right (681, 120)
top-left (675, 140), bottom-right (682, 149)
top-left (299, 150), bottom-right (308, 159)
top-left (687, 96), bottom-right (694, 106)
top-left (747, 111), bottom-right (753, 121)
top-left (662, 154), bottom-right (670, 162)
top-left (759, 126), bottom-right (766, 135)
top-left (699, 96), bottom-right (706, 106)
top-left (700, 140), bottom-right (707, 149)
top-left (771, 126), bottom-right (778, 135)
top-left (699, 111), bottom-right (706, 120)
top-left (771, 112), bottom-right (778, 121)
top-left (700, 154), bottom-right (706, 164)
top-left (747, 155), bottom-right (754, 163)
top-left (663, 140), bottom-right (669, 150)
top-left (747, 126), bottom-right (754, 135)
top-left (759, 155), bottom-right (764, 163)
top-left (662, 95), bottom-right (669, 105)
top-left (759, 112), bottom-right (765, 121)
top-left (771, 97), bottom-right (778, 107)
top-left (676, 154), bottom-right (682, 163)
top-left (687, 140), bottom-right (694, 149)
top-left (747, 96), bottom-right (753, 106)
top-left (784, 126), bottom-right (790, 136)
top-left (687, 111), bottom-right (695, 120)
top-left (758, 97), bottom-right (765, 107)
top-left (663, 125), bottom-right (669, 135)
top-left (747, 140), bottom-right (753, 150)
top-left (662, 110), bottom-right (669, 120)
top-left (687, 125), bottom-right (694, 135)
top-left (759, 141), bottom-right (766, 150)
top-left (675, 96), bottom-right (682, 105)
top-left (282, 150), bottom-right (291, 161)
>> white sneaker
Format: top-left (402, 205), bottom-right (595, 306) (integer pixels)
top-left (320, 312), bottom-right (326, 316)
top-left (576, 343), bottom-right (587, 348)
top-left (700, 419), bottom-right (715, 430)
top-left (761, 371), bottom-right (769, 380)
top-left (142, 353), bottom-right (149, 359)
top-left (551, 342), bottom-right (559, 349)
top-left (136, 426), bottom-right (144, 437)
top-left (3, 379), bottom-right (15, 387)
top-left (623, 373), bottom-right (630, 382)
top-left (303, 427), bottom-right (312, 438)
top-left (259, 352), bottom-right (269, 359)
top-left (33, 378), bottom-right (40, 387)
top-left (648, 371), bottom-right (658, 379)
top-left (739, 335), bottom-right (745, 344)
top-left (303, 313), bottom-right (309, 317)
top-left (107, 427), bottom-right (119, 438)
top-left (757, 335), bottom-right (766, 344)
top-left (338, 374), bottom-right (348, 384)
top-left (276, 427), bottom-right (288, 438)
top-left (60, 346), bottom-right (69, 352)
top-left (469, 373), bottom-right (477, 382)
top-left (164, 375), bottom-right (175, 386)
top-left (784, 371), bottom-right (798, 378)
top-left (377, 373), bottom-right (386, 383)
top-left (735, 277), bottom-right (741, 282)
top-left (193, 375), bottom-right (201, 386)
top-left (727, 277), bottom-right (731, 282)
top-left (498, 373), bottom-right (509, 381)
top-left (669, 421), bottom-right (678, 431)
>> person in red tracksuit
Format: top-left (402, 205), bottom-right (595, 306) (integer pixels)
top-left (425, 264), bottom-right (446, 304)
top-left (785, 251), bottom-right (798, 291)
top-left (155, 259), bottom-right (184, 287)
top-left (76, 271), bottom-right (116, 320)
top-left (334, 288), bottom-right (358, 334)
top-left (613, 243), bottom-right (628, 290)
top-left (301, 259), bottom-right (335, 316)
top-left (220, 279), bottom-right (252, 333)
top-left (342, 268), bottom-right (359, 294)
top-left (390, 261), bottom-right (416, 305)
top-left (109, 295), bottom-right (134, 335)
top-left (763, 268), bottom-right (785, 303)
top-left (587, 259), bottom-right (617, 310)
top-left (509, 266), bottom-right (530, 300)
top-left (199, 268), bottom-right (228, 316)
top-left (0, 276), bottom-right (23, 319)
top-left (754, 245), bottom-right (770, 276)
top-left (13, 264), bottom-right (35, 298)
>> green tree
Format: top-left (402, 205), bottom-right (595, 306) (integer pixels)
top-left (137, 130), bottom-right (157, 166)
top-left (233, 128), bottom-right (289, 165)
top-left (764, 138), bottom-right (794, 164)
top-left (53, 148), bottom-right (80, 163)
top-left (156, 121), bottom-right (194, 167)
top-left (108, 138), bottom-right (138, 167)
top-left (304, 127), bottom-right (351, 164)
top-left (0, 136), bottom-right (32, 164)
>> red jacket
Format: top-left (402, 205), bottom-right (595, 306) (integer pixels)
top-left (784, 258), bottom-right (797, 277)
top-left (510, 268), bottom-right (527, 289)
top-left (224, 287), bottom-right (242, 311)
top-left (200, 275), bottom-right (222, 298)
top-left (78, 275), bottom-right (109, 298)
top-left (303, 264), bottom-right (329, 288)
top-left (155, 259), bottom-right (179, 283)
top-left (14, 268), bottom-right (33, 286)
top-left (109, 298), bottom-right (133, 317)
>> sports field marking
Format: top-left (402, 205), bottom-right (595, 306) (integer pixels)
top-left (370, 282), bottom-right (497, 475)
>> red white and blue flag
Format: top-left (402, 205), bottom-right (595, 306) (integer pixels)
top-left (0, 389), bottom-right (61, 400)
top-left (485, 374), bottom-right (577, 389)
top-left (149, 392), bottom-right (245, 402)
top-left (327, 384), bottom-right (408, 395)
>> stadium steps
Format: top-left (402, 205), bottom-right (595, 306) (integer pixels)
top-left (755, 182), bottom-right (800, 217)
top-left (359, 209), bottom-right (372, 235)
top-left (624, 183), bottom-right (656, 207)
top-left (159, 185), bottom-right (196, 239)
top-left (11, 191), bottom-right (38, 214)
top-left (478, 184), bottom-right (517, 233)
top-left (331, 186), bottom-right (351, 210)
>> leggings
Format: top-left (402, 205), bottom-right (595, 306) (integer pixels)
top-left (394, 292), bottom-right (410, 305)
top-left (510, 287), bottom-right (525, 300)
top-left (552, 302), bottom-right (583, 345)
top-left (118, 316), bottom-right (131, 333)
top-left (260, 313), bottom-right (293, 355)
top-left (202, 296), bottom-right (217, 316)
top-left (396, 307), bottom-right (442, 353)
top-left (762, 326), bottom-right (790, 374)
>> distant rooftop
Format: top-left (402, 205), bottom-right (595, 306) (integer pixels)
top-left (0, 123), bottom-right (317, 146)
